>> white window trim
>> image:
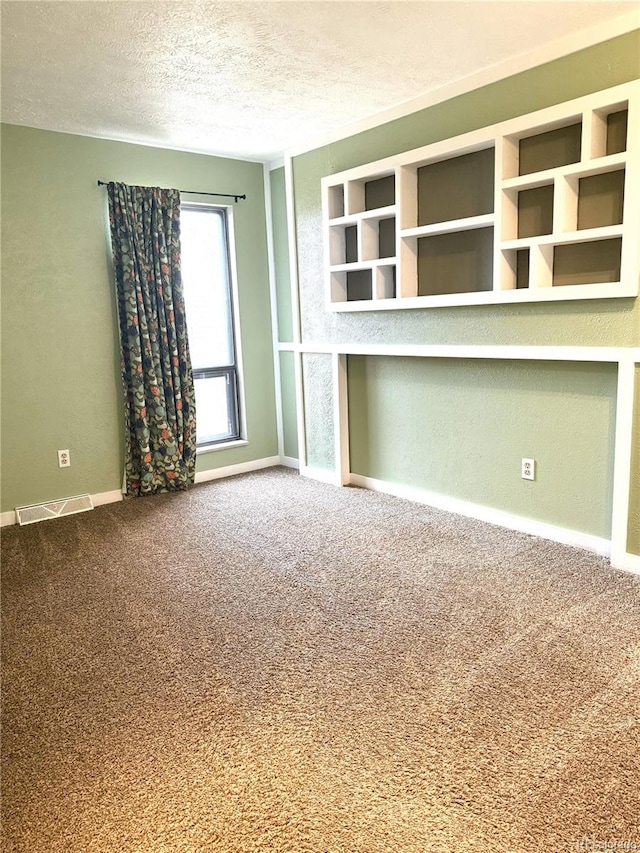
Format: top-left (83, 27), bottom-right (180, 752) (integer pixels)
top-left (197, 438), bottom-right (249, 455)
top-left (181, 200), bottom-right (248, 447)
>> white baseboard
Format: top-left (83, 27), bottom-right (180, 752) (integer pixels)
top-left (195, 455), bottom-right (281, 484)
top-left (611, 551), bottom-right (640, 576)
top-left (280, 456), bottom-right (300, 469)
top-left (349, 473), bottom-right (611, 558)
top-left (0, 510), bottom-right (16, 527)
top-left (300, 464), bottom-right (339, 485)
top-left (92, 489), bottom-right (124, 507)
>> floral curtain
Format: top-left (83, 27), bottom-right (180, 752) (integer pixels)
top-left (107, 183), bottom-right (196, 496)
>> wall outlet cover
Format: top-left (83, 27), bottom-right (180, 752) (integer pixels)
top-left (521, 458), bottom-right (535, 480)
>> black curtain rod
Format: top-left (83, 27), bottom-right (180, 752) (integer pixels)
top-left (97, 180), bottom-right (246, 202)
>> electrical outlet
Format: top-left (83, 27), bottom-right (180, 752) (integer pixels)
top-left (58, 449), bottom-right (71, 468)
top-left (521, 458), bottom-right (535, 480)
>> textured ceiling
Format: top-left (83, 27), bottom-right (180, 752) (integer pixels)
top-left (1, 1), bottom-right (637, 161)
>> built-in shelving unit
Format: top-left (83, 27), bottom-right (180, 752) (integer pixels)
top-left (322, 83), bottom-right (639, 310)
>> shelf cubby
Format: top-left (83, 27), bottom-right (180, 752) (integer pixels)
top-left (322, 82), bottom-right (638, 309)
top-left (606, 109), bottom-right (628, 155)
top-left (417, 228), bottom-right (493, 297)
top-left (577, 169), bottom-right (625, 230)
top-left (346, 269), bottom-right (373, 301)
top-left (417, 147), bottom-right (494, 226)
top-left (517, 184), bottom-right (554, 238)
top-left (376, 265), bottom-right (396, 299)
top-left (328, 184), bottom-right (345, 220)
top-left (516, 249), bottom-right (530, 289)
top-left (360, 215), bottom-right (396, 261)
top-left (345, 225), bottom-right (358, 263)
top-left (378, 217), bottom-right (396, 259)
top-left (553, 237), bottom-right (622, 286)
top-left (518, 121), bottom-right (582, 176)
top-left (346, 173), bottom-right (395, 215)
top-left (328, 224), bottom-right (358, 266)
top-left (365, 175), bottom-right (395, 211)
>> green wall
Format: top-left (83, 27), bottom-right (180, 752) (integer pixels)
top-left (349, 357), bottom-right (617, 538)
top-left (0, 125), bottom-right (278, 513)
top-left (302, 353), bottom-right (335, 472)
top-left (291, 31), bottom-right (640, 540)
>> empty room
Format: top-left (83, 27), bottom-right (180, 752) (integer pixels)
top-left (1, 2), bottom-right (639, 851)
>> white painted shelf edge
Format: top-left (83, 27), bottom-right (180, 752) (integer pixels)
top-left (401, 213), bottom-right (494, 238)
top-left (501, 225), bottom-right (624, 250)
top-left (501, 151), bottom-right (627, 190)
top-left (330, 259), bottom-right (396, 273)
top-left (328, 204), bottom-right (396, 225)
top-left (327, 280), bottom-right (636, 312)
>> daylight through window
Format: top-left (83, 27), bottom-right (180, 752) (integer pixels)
top-left (180, 205), bottom-right (241, 447)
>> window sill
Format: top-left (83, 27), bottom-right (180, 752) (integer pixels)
top-left (197, 439), bottom-right (248, 455)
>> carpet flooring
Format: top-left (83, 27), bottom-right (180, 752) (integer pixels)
top-left (1, 467), bottom-right (639, 853)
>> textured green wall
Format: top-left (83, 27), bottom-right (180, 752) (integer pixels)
top-left (302, 353), bottom-right (335, 472)
top-left (291, 30), bottom-right (640, 539)
top-left (349, 357), bottom-right (617, 538)
top-left (0, 125), bottom-right (277, 513)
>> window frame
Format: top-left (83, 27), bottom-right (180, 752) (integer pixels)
top-left (180, 202), bottom-right (246, 450)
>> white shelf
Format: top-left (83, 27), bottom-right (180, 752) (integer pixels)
top-left (501, 151), bottom-right (626, 191)
top-left (322, 81), bottom-right (639, 311)
top-left (328, 204), bottom-right (396, 226)
top-left (501, 225), bottom-right (623, 251)
top-left (329, 280), bottom-right (635, 312)
top-left (401, 213), bottom-right (494, 239)
top-left (330, 259), bottom-right (396, 273)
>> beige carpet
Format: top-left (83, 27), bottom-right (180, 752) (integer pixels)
top-left (1, 467), bottom-right (639, 852)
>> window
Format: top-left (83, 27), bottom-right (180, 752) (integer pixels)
top-left (180, 205), bottom-right (242, 447)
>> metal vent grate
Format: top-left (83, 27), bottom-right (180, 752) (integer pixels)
top-left (15, 494), bottom-right (94, 526)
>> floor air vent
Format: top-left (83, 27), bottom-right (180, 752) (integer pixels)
top-left (15, 494), bottom-right (94, 526)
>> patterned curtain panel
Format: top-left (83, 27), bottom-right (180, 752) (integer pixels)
top-left (107, 183), bottom-right (197, 496)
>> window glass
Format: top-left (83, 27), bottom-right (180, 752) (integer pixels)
top-left (181, 208), bottom-right (234, 369)
top-left (180, 205), bottom-right (241, 446)
top-left (193, 374), bottom-right (235, 445)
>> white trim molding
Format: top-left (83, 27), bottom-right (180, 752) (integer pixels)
top-left (283, 155), bottom-right (308, 475)
top-left (290, 343), bottom-right (640, 363)
top-left (280, 455), bottom-right (300, 469)
top-left (611, 359), bottom-right (637, 568)
top-left (299, 464), bottom-right (341, 486)
top-left (197, 439), bottom-right (249, 455)
top-left (613, 552), bottom-right (640, 576)
top-left (350, 473), bottom-right (611, 558)
top-left (263, 163), bottom-right (286, 460)
top-left (91, 489), bottom-right (125, 508)
top-left (194, 455), bottom-right (281, 484)
top-left (0, 510), bottom-right (17, 527)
